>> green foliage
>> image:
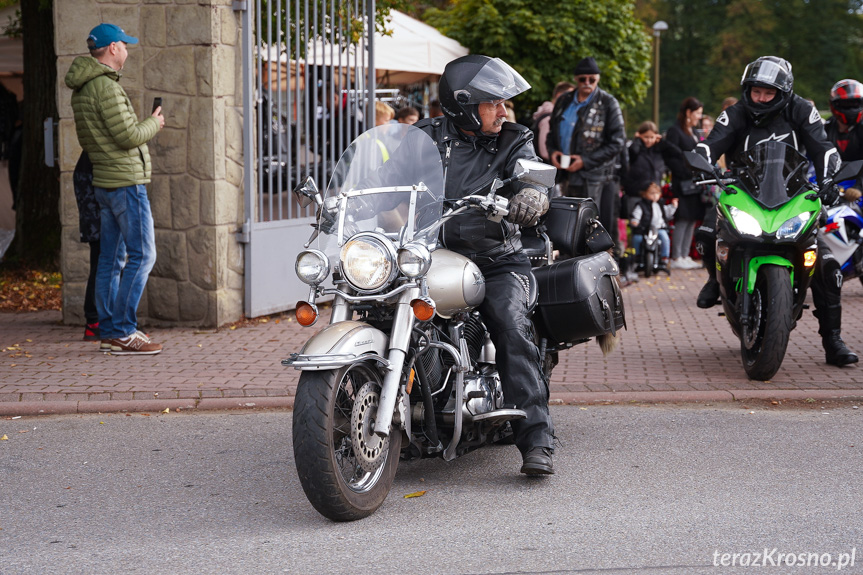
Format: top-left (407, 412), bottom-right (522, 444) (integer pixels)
top-left (423, 0), bottom-right (652, 119)
top-left (634, 0), bottom-right (863, 131)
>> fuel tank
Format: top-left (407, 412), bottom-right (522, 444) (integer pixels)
top-left (426, 249), bottom-right (486, 318)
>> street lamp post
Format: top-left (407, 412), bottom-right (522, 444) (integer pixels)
top-left (653, 20), bottom-right (668, 128)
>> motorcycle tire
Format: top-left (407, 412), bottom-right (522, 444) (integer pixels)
top-left (292, 363), bottom-right (401, 521)
top-left (643, 250), bottom-right (655, 279)
top-left (740, 265), bottom-right (793, 381)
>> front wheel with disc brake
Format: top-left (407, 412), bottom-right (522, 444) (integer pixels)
top-left (740, 266), bottom-right (793, 381)
top-left (292, 363), bottom-right (401, 521)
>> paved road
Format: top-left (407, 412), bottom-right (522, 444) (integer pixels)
top-left (2, 404), bottom-right (862, 574)
top-left (2, 268), bottom-right (863, 416)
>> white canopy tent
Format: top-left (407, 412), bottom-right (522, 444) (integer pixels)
top-left (373, 10), bottom-right (468, 85)
top-left (260, 10), bottom-right (468, 88)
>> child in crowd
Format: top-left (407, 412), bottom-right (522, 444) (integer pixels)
top-left (630, 181), bottom-right (678, 272)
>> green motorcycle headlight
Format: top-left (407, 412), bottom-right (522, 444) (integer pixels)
top-left (776, 212), bottom-right (813, 240)
top-left (729, 206), bottom-right (763, 237)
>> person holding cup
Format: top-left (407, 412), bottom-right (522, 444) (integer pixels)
top-left (546, 56), bottom-right (626, 254)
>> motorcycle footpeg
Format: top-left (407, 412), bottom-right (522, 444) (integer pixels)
top-left (471, 408), bottom-right (527, 424)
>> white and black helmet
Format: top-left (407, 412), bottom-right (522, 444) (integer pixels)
top-left (740, 56), bottom-right (794, 127)
top-left (438, 55), bottom-right (530, 132)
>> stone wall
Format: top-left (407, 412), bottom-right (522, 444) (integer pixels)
top-left (56, 0), bottom-right (245, 329)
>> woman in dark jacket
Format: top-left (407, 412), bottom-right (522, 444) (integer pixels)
top-left (622, 121), bottom-right (683, 216)
top-left (665, 97), bottom-right (705, 270)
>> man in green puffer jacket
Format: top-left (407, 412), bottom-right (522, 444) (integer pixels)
top-left (65, 23), bottom-right (165, 355)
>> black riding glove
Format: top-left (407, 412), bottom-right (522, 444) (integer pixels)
top-left (820, 184), bottom-right (841, 207)
top-left (506, 187), bottom-right (549, 228)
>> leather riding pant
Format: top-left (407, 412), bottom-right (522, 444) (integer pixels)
top-left (476, 252), bottom-right (555, 453)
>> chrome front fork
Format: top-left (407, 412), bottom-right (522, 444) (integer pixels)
top-left (373, 287), bottom-right (419, 437)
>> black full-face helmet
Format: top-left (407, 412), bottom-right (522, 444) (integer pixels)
top-left (830, 79), bottom-right (863, 126)
top-left (438, 55), bottom-right (530, 132)
top-left (740, 56), bottom-right (794, 127)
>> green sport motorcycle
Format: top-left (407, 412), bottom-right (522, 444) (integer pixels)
top-left (686, 141), bottom-right (860, 380)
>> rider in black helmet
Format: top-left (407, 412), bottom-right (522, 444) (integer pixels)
top-left (695, 56), bottom-right (857, 367)
top-left (415, 55), bottom-right (556, 474)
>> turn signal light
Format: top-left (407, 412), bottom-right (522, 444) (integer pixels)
top-left (295, 301), bottom-right (318, 326)
top-left (803, 250), bottom-right (817, 268)
top-left (406, 368), bottom-right (416, 395)
top-left (410, 298), bottom-right (435, 321)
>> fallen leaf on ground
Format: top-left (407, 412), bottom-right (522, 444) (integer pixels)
top-left (0, 435), bottom-right (7, 440)
top-left (161, 408), bottom-right (170, 414)
top-left (404, 490), bottom-right (426, 499)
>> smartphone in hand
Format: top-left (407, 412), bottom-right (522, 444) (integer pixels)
top-left (152, 97), bottom-right (162, 113)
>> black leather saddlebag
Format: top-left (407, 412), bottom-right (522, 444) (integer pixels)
top-left (543, 197), bottom-right (601, 258)
top-left (533, 250), bottom-right (626, 344)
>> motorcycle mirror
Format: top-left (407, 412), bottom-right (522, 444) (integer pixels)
top-left (832, 159), bottom-right (863, 184)
top-left (684, 151), bottom-right (716, 175)
top-left (514, 158), bottom-right (557, 189)
top-left (292, 176), bottom-right (322, 209)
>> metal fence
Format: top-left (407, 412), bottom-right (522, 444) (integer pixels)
top-left (250, 0), bottom-right (376, 223)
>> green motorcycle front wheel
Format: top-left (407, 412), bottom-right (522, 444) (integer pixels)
top-left (740, 265), bottom-right (794, 381)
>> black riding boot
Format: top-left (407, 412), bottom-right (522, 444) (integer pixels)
top-left (816, 305), bottom-right (859, 367)
top-left (696, 255), bottom-right (720, 309)
top-left (695, 227), bottom-right (719, 309)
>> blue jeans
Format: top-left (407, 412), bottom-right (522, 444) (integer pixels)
top-left (94, 185), bottom-right (156, 340)
top-left (632, 228), bottom-right (670, 259)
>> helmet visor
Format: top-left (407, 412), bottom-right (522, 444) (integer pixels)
top-left (458, 58), bottom-right (531, 104)
top-left (741, 59), bottom-right (792, 92)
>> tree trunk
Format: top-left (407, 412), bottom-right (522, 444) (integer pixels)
top-left (11, 0), bottom-right (59, 268)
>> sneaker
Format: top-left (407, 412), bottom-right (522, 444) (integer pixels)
top-left (83, 323), bottom-right (100, 341)
top-left (683, 256), bottom-right (702, 269)
top-left (108, 332), bottom-right (162, 355)
top-left (669, 257), bottom-right (687, 269)
top-left (99, 339), bottom-right (112, 352)
top-left (520, 446), bottom-right (554, 475)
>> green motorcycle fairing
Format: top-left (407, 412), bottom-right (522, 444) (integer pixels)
top-left (718, 185), bottom-right (821, 295)
top-left (718, 185), bottom-right (821, 236)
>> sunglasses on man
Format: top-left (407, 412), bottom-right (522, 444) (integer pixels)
top-left (576, 76), bottom-right (598, 85)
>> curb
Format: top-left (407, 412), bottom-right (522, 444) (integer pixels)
top-left (4, 389), bottom-right (863, 417)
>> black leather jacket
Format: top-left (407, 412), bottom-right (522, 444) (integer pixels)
top-left (546, 87), bottom-right (626, 183)
top-left (697, 95), bottom-right (839, 187)
top-left (415, 116), bottom-right (544, 259)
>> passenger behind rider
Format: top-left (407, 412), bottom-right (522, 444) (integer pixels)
top-left (414, 55), bottom-right (556, 475)
top-left (825, 79), bottom-right (863, 203)
top-left (629, 181), bottom-right (677, 273)
top-left (694, 56), bottom-right (858, 367)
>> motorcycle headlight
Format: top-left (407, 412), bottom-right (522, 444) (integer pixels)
top-left (776, 212), bottom-right (813, 240)
top-left (729, 206), bottom-right (763, 237)
top-left (295, 250), bottom-right (330, 285)
top-left (397, 243), bottom-right (431, 278)
top-left (340, 234), bottom-right (397, 291)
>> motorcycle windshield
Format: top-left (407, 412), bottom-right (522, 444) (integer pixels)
top-left (316, 124), bottom-right (445, 258)
top-left (735, 141), bottom-right (811, 209)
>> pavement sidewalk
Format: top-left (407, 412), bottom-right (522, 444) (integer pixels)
top-left (2, 268), bottom-right (863, 416)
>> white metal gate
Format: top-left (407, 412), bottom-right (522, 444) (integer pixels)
top-left (239, 0), bottom-right (376, 317)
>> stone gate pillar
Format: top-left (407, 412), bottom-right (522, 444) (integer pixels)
top-left (56, 0), bottom-right (245, 329)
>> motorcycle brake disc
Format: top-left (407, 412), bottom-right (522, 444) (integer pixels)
top-left (350, 382), bottom-right (389, 473)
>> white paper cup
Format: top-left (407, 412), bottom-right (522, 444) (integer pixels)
top-left (559, 155), bottom-right (571, 169)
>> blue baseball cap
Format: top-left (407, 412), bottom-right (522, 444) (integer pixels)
top-left (87, 23), bottom-right (138, 49)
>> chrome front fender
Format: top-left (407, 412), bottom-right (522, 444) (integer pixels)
top-left (282, 321), bottom-right (390, 371)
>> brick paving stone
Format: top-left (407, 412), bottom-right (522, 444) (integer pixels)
top-left (3, 268), bottom-right (863, 415)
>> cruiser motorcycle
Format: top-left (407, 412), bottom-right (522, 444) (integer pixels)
top-left (285, 124), bottom-right (625, 521)
top-left (686, 141), bottom-right (862, 380)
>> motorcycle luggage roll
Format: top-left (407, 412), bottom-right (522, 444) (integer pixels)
top-left (541, 197), bottom-right (601, 258)
top-left (533, 251), bottom-right (626, 344)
